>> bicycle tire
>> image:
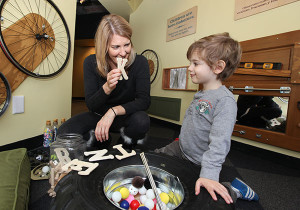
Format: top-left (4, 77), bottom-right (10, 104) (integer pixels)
top-left (141, 49), bottom-right (159, 84)
top-left (0, 0), bottom-right (71, 78)
top-left (0, 72), bottom-right (11, 117)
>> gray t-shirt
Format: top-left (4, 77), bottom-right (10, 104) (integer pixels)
top-left (179, 85), bottom-right (237, 181)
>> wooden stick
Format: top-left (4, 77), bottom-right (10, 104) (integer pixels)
top-left (140, 152), bottom-right (168, 210)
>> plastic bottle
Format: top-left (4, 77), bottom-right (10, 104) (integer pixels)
top-left (61, 118), bottom-right (65, 126)
top-left (43, 120), bottom-right (53, 147)
top-left (52, 119), bottom-right (58, 143)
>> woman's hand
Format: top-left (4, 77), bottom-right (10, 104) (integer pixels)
top-left (95, 109), bottom-right (116, 142)
top-left (195, 177), bottom-right (233, 204)
top-left (103, 69), bottom-right (122, 94)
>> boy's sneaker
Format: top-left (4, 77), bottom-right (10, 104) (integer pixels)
top-left (231, 178), bottom-right (259, 201)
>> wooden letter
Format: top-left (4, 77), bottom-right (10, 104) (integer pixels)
top-left (113, 144), bottom-right (136, 160)
top-left (61, 159), bottom-right (99, 175)
top-left (54, 148), bottom-right (71, 165)
top-left (117, 57), bottom-right (128, 80)
top-left (84, 149), bottom-right (114, 161)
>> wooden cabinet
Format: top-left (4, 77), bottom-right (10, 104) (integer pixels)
top-left (216, 30), bottom-right (300, 151)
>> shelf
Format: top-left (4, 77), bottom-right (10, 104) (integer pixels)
top-left (163, 88), bottom-right (197, 91)
top-left (235, 68), bottom-right (291, 77)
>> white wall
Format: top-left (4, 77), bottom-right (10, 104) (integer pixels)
top-left (130, 0), bottom-right (300, 125)
top-left (0, 0), bottom-right (77, 146)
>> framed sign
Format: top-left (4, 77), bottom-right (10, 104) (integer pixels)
top-left (235, 0), bottom-right (299, 20)
top-left (166, 6), bottom-right (197, 42)
top-left (162, 66), bottom-right (197, 91)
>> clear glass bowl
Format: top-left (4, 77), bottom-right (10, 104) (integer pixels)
top-left (50, 133), bottom-right (86, 163)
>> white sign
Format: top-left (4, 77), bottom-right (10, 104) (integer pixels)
top-left (166, 6), bottom-right (197, 42)
top-left (235, 0), bottom-right (299, 20)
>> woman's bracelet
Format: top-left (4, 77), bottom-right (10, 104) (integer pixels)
top-left (110, 107), bottom-right (117, 117)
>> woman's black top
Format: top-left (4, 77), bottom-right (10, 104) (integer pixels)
top-left (83, 54), bottom-right (151, 115)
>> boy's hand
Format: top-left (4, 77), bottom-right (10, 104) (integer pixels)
top-left (195, 177), bottom-right (233, 204)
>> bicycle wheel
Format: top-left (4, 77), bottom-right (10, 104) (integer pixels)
top-left (0, 0), bottom-right (71, 78)
top-left (0, 72), bottom-right (11, 117)
top-left (141, 49), bottom-right (159, 84)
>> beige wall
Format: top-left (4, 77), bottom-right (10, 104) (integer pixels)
top-left (0, 0), bottom-right (77, 146)
top-left (130, 0), bottom-right (300, 157)
top-left (130, 0), bottom-right (300, 125)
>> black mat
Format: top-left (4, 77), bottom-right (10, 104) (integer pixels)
top-left (28, 119), bottom-right (300, 210)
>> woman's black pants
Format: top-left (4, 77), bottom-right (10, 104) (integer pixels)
top-left (57, 111), bottom-right (150, 143)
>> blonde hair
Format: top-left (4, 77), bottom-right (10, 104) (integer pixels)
top-left (94, 14), bottom-right (136, 77)
top-left (187, 32), bottom-right (242, 81)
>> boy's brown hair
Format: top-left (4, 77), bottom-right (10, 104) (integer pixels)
top-left (187, 32), bottom-right (242, 81)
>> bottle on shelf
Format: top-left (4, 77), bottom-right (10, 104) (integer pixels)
top-left (43, 120), bottom-right (53, 147)
top-left (52, 119), bottom-right (58, 143)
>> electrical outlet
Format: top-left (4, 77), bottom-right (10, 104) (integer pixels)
top-left (12, 96), bottom-right (24, 114)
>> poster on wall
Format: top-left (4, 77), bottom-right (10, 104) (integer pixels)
top-left (235, 0), bottom-right (299, 20)
top-left (166, 6), bottom-right (197, 42)
top-left (169, 68), bottom-right (187, 89)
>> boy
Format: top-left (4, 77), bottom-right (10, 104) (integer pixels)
top-left (155, 33), bottom-right (259, 204)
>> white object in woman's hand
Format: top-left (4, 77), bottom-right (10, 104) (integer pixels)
top-left (117, 57), bottom-right (128, 80)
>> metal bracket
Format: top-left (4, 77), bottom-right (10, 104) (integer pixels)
top-left (229, 86), bottom-right (291, 94)
top-left (256, 134), bottom-right (262, 138)
top-left (280, 87), bottom-right (291, 94)
top-left (233, 130), bottom-right (246, 135)
top-left (245, 86), bottom-right (253, 92)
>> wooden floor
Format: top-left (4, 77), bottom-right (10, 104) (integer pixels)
top-left (71, 99), bottom-right (88, 116)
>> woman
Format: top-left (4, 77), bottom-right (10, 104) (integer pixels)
top-left (58, 14), bottom-right (151, 149)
